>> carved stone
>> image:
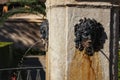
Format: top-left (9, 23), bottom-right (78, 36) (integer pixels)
top-left (46, 0), bottom-right (119, 80)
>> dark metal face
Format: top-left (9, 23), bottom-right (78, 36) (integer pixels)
top-left (74, 18), bottom-right (104, 56)
top-left (40, 20), bottom-right (49, 51)
top-left (81, 30), bottom-right (94, 56)
top-left (40, 20), bottom-right (49, 40)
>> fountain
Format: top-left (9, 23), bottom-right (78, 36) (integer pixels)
top-left (46, 0), bottom-right (119, 80)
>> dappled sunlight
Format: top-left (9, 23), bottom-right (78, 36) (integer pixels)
top-left (0, 19), bottom-right (45, 50)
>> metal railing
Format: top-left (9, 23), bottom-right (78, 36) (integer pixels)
top-left (0, 66), bottom-right (45, 80)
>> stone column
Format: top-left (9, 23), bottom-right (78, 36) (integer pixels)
top-left (46, 1), bottom-right (119, 80)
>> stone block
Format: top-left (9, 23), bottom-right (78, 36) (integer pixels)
top-left (46, 1), bottom-right (119, 80)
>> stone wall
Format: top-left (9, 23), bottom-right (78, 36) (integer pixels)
top-left (46, 0), bottom-right (119, 80)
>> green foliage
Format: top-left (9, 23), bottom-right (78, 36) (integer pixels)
top-left (0, 42), bottom-right (14, 68)
top-left (0, 1), bottom-right (46, 25)
top-left (0, 42), bottom-right (13, 47)
top-left (0, 6), bottom-right (45, 24)
top-left (10, 0), bottom-right (39, 3)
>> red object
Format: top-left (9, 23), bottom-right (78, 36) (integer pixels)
top-left (11, 75), bottom-right (16, 80)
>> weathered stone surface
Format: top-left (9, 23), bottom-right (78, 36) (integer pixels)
top-left (46, 0), bottom-right (120, 7)
top-left (47, 7), bottom-right (67, 80)
top-left (46, 1), bottom-right (119, 80)
top-left (68, 49), bottom-right (102, 80)
top-left (67, 7), bottom-right (111, 80)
